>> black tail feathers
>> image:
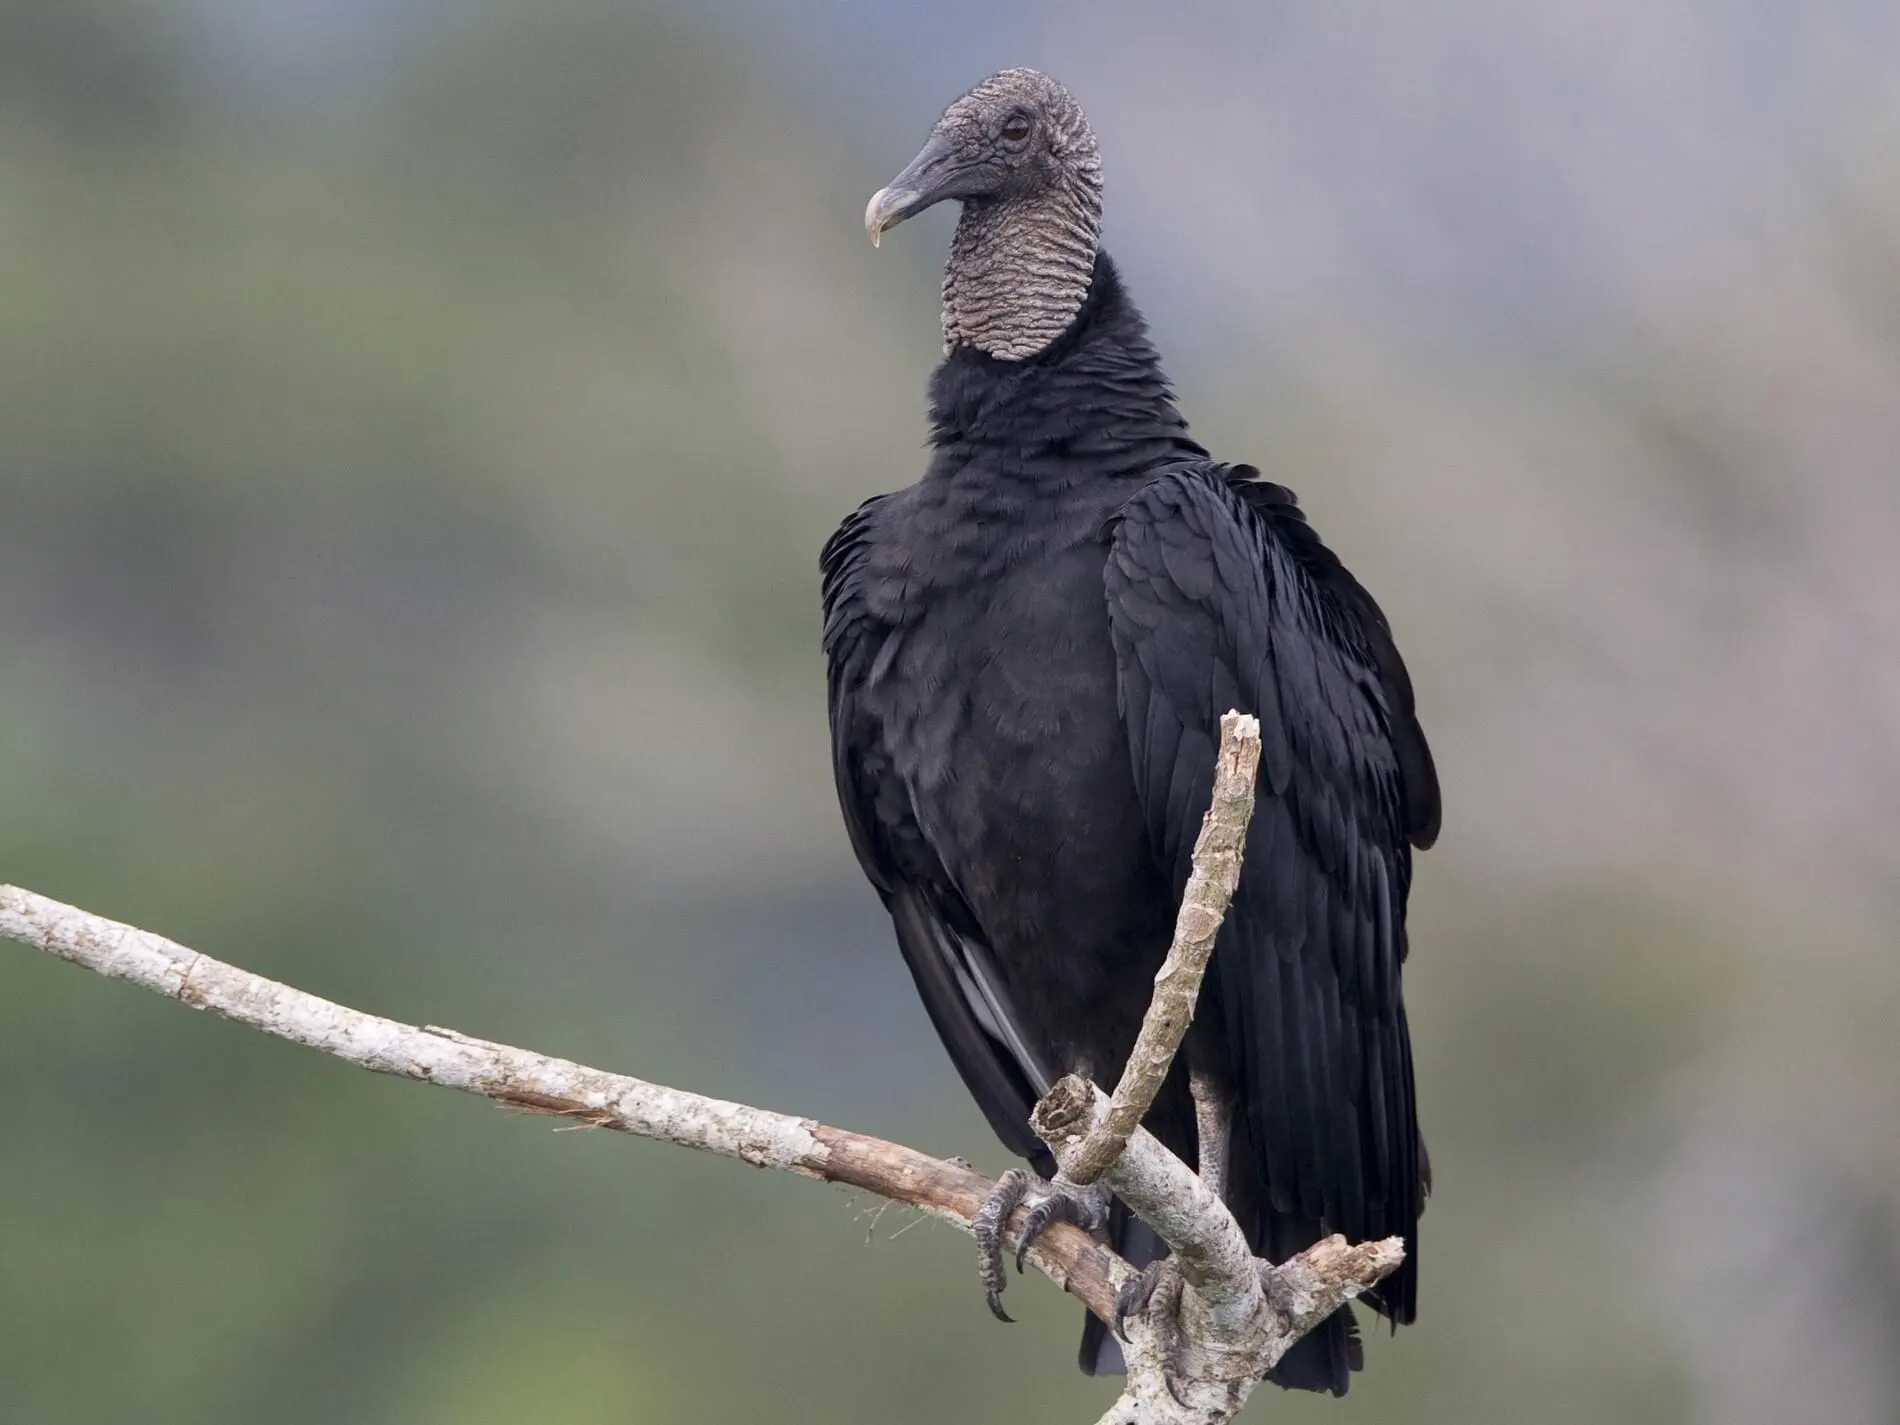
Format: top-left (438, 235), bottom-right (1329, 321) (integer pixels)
top-left (1263, 1304), bottom-right (1360, 1397)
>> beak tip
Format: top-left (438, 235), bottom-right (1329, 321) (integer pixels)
top-left (865, 185), bottom-right (921, 248)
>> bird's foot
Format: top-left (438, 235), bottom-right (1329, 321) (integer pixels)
top-left (1113, 1257), bottom-right (1190, 1401)
top-left (971, 1169), bottom-right (1111, 1322)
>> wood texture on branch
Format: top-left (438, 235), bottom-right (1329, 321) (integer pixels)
top-left (1061, 711), bottom-right (1261, 1186)
top-left (0, 704), bottom-right (1399, 1425)
top-left (0, 884), bottom-right (1122, 1322)
top-left (1034, 1075), bottom-right (1403, 1422)
top-left (1036, 1078), bottom-right (1257, 1314)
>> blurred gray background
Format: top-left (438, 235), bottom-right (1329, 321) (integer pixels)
top-left (3, 2), bottom-right (1898, 1421)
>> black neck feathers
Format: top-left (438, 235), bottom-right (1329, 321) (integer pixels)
top-left (925, 254), bottom-right (1205, 480)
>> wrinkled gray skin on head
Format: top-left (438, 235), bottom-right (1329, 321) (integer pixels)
top-left (865, 69), bottom-right (1103, 361)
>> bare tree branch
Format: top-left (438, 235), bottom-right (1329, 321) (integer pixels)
top-left (0, 709), bottom-right (1401, 1425)
top-left (1037, 1079), bottom-right (1259, 1317)
top-left (1036, 1076), bottom-right (1403, 1422)
top-left (1017, 713), bottom-right (1401, 1422)
top-left (0, 884), bottom-right (1123, 1322)
top-left (1062, 711), bottom-right (1261, 1187)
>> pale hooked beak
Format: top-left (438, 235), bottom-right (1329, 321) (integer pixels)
top-left (865, 187), bottom-right (923, 247)
top-left (863, 129), bottom-right (976, 247)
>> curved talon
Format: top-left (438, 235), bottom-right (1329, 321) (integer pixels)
top-left (1112, 1256), bottom-right (1176, 1341)
top-left (1113, 1257), bottom-right (1191, 1401)
top-left (972, 1168), bottom-right (1032, 1322)
top-left (1013, 1193), bottom-right (1061, 1272)
top-left (1013, 1197), bottom-right (1045, 1272)
top-left (1112, 1263), bottom-right (1156, 1341)
top-left (1165, 1366), bottom-right (1192, 1411)
top-left (1015, 1176), bottom-right (1110, 1271)
top-left (972, 1170), bottom-right (1110, 1318)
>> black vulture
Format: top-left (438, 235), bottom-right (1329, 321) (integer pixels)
top-left (823, 69), bottom-right (1439, 1396)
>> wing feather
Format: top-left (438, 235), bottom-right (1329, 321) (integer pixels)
top-left (823, 498), bottom-right (1053, 1167)
top-left (1103, 464), bottom-right (1433, 1322)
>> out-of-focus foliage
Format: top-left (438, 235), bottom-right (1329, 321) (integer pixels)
top-left (2, 3), bottom-right (1896, 1422)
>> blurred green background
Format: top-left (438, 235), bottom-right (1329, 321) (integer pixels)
top-left (4, 2), bottom-right (1899, 1421)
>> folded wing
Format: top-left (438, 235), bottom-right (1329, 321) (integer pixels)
top-left (1103, 463), bottom-right (1438, 1323)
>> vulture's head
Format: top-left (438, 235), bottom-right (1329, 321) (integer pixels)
top-left (864, 69), bottom-right (1100, 245)
top-left (866, 69), bottom-right (1104, 361)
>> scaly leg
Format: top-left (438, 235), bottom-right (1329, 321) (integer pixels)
top-left (1190, 1064), bottom-right (1234, 1202)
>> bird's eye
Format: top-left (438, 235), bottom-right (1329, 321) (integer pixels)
top-left (1001, 114), bottom-right (1033, 143)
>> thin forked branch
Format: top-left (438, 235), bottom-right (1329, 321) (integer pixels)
top-left (1061, 711), bottom-right (1261, 1186)
top-left (1021, 712), bottom-right (1403, 1423)
top-left (1035, 1075), bottom-right (1402, 1422)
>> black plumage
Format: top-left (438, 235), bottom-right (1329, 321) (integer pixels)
top-left (827, 70), bottom-right (1437, 1397)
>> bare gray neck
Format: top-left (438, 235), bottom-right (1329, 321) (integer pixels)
top-left (941, 181), bottom-right (1102, 361)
